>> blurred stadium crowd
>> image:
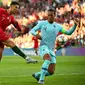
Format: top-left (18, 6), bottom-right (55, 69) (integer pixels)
top-left (0, 0), bottom-right (85, 48)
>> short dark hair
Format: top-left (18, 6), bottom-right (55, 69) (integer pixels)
top-left (48, 7), bottom-right (56, 14)
top-left (10, 1), bottom-right (20, 8)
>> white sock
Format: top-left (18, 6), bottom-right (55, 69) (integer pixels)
top-left (25, 56), bottom-right (30, 60)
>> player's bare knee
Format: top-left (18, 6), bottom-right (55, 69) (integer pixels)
top-left (48, 69), bottom-right (55, 75)
top-left (7, 41), bottom-right (15, 48)
top-left (2, 40), bottom-right (15, 47)
top-left (10, 42), bottom-right (15, 48)
top-left (44, 54), bottom-right (51, 60)
top-left (49, 71), bottom-right (54, 75)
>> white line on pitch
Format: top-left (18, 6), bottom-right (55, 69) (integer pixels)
top-left (0, 73), bottom-right (85, 78)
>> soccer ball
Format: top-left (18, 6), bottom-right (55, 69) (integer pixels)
top-left (56, 34), bottom-right (68, 44)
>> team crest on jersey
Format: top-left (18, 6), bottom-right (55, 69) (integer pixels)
top-left (44, 27), bottom-right (47, 31)
top-left (53, 25), bottom-right (56, 28)
top-left (7, 17), bottom-right (9, 19)
top-left (7, 17), bottom-right (11, 22)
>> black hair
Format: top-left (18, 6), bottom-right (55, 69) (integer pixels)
top-left (48, 7), bottom-right (56, 14)
top-left (48, 7), bottom-right (55, 12)
top-left (10, 1), bottom-right (20, 8)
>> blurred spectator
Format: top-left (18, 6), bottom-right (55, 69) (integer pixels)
top-left (32, 36), bottom-right (39, 55)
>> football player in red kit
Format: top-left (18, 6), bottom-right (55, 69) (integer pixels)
top-left (0, 1), bottom-right (37, 63)
top-left (32, 36), bottom-right (39, 55)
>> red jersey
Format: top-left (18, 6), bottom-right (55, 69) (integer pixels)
top-left (0, 8), bottom-right (15, 31)
top-left (0, 8), bottom-right (21, 41)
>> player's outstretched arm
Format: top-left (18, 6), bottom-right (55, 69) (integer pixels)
top-left (61, 18), bottom-right (79, 35)
top-left (30, 23), bottom-right (41, 35)
top-left (12, 19), bottom-right (21, 32)
top-left (12, 19), bottom-right (26, 35)
top-left (30, 21), bottom-right (42, 40)
top-left (10, 16), bottom-right (25, 34)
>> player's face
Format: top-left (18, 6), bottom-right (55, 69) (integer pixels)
top-left (11, 5), bottom-right (19, 14)
top-left (48, 11), bottom-right (55, 23)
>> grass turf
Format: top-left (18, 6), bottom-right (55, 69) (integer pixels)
top-left (0, 56), bottom-right (85, 85)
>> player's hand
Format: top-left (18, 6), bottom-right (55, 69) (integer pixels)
top-left (21, 28), bottom-right (25, 34)
top-left (20, 25), bottom-right (26, 34)
top-left (36, 34), bottom-right (42, 40)
top-left (74, 18), bottom-right (80, 26)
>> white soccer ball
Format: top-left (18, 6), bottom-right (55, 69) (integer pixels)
top-left (57, 34), bottom-right (68, 43)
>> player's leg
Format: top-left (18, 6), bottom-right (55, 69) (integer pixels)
top-left (38, 53), bottom-right (51, 84)
top-left (0, 29), bottom-right (7, 61)
top-left (0, 28), bottom-right (38, 63)
top-left (33, 49), bottom-right (56, 84)
top-left (0, 43), bottom-right (4, 61)
top-left (33, 62), bottom-right (56, 80)
top-left (33, 63), bottom-right (56, 77)
top-left (33, 53), bottom-right (51, 84)
top-left (35, 48), bottom-right (38, 55)
top-left (2, 38), bottom-right (37, 63)
top-left (46, 56), bottom-right (56, 76)
top-left (33, 45), bottom-right (51, 84)
top-left (32, 63), bottom-right (55, 82)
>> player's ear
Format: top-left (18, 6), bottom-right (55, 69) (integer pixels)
top-left (10, 5), bottom-right (15, 9)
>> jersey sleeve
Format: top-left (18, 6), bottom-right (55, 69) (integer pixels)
top-left (10, 15), bottom-right (21, 31)
top-left (60, 24), bottom-right (77, 35)
top-left (29, 21), bottom-right (42, 36)
top-left (10, 15), bottom-right (15, 23)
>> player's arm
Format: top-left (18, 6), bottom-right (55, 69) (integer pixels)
top-left (61, 24), bottom-right (77, 35)
top-left (13, 21), bottom-right (22, 31)
top-left (60, 19), bottom-right (79, 35)
top-left (10, 15), bottom-right (23, 32)
top-left (30, 21), bottom-right (42, 40)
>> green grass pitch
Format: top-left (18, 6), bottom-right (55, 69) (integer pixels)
top-left (0, 56), bottom-right (85, 85)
